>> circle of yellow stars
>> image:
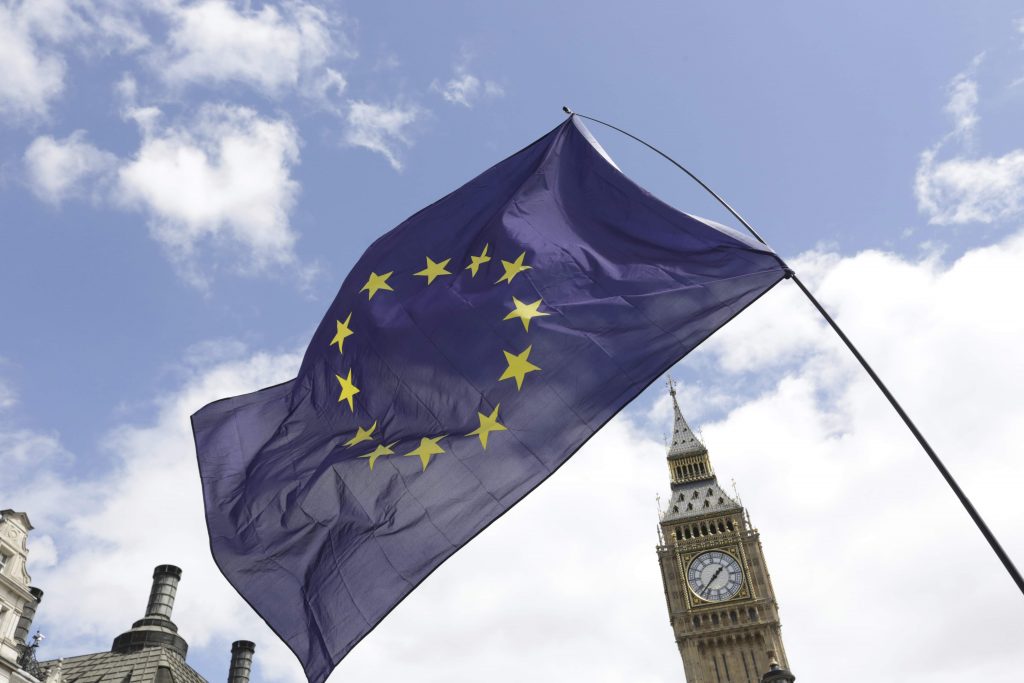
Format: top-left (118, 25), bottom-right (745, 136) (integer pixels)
top-left (331, 244), bottom-right (552, 472)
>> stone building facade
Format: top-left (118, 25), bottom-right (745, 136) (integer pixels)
top-left (654, 387), bottom-right (796, 683)
top-left (0, 510), bottom-right (255, 683)
top-left (0, 511), bottom-right (43, 683)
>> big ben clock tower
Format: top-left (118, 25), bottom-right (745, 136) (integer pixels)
top-left (656, 379), bottom-right (791, 682)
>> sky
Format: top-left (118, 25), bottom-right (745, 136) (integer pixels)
top-left (1, 1), bottom-right (1024, 682)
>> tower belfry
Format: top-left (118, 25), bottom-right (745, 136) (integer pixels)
top-left (656, 380), bottom-right (790, 682)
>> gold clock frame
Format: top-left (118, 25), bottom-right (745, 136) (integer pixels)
top-left (677, 542), bottom-right (755, 608)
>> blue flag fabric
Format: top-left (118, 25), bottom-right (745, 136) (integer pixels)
top-left (192, 117), bottom-right (787, 683)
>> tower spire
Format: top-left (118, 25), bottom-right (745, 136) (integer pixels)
top-left (666, 375), bottom-right (707, 458)
top-left (663, 376), bottom-right (715, 486)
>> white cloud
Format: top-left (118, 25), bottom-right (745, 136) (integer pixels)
top-left (0, 0), bottom-right (148, 123)
top-left (344, 100), bottom-right (420, 170)
top-left (306, 67), bottom-right (348, 114)
top-left (916, 56), bottom-right (1024, 225)
top-left (5, 228), bottom-right (1023, 683)
top-left (1, 0), bottom-right (350, 123)
top-left (0, 3), bottom-right (67, 121)
top-left (916, 148), bottom-right (1024, 225)
top-left (19, 99), bottom-right (309, 286)
top-left (24, 130), bottom-right (118, 203)
top-left (689, 233), bottom-right (1024, 682)
top-left (945, 71), bottom-right (979, 140)
top-left (0, 379), bottom-right (15, 410)
top-left (431, 66), bottom-right (504, 108)
top-left (26, 533), bottom-right (58, 571)
top-left (0, 428), bottom-right (68, 465)
top-left (116, 104), bottom-right (302, 286)
top-left (0, 345), bottom-right (305, 680)
top-left (374, 53), bottom-right (400, 71)
top-left (158, 0), bottom-right (350, 102)
top-left (940, 54), bottom-right (983, 143)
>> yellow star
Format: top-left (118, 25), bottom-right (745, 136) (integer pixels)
top-left (495, 251), bottom-right (532, 285)
top-left (467, 404), bottom-right (508, 450)
top-left (335, 369), bottom-right (360, 411)
top-left (404, 435), bottom-right (447, 471)
top-left (503, 297), bottom-right (550, 332)
top-left (330, 313), bottom-right (354, 353)
top-left (499, 345), bottom-right (541, 390)
top-left (359, 442), bottom-right (397, 471)
top-left (360, 271), bottom-right (394, 299)
top-left (414, 257), bottom-right (452, 285)
top-left (344, 421), bottom-right (377, 447)
top-left (465, 244), bottom-right (491, 277)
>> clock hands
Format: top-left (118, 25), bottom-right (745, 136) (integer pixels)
top-left (689, 553), bottom-right (743, 602)
top-left (702, 564), bottom-right (726, 597)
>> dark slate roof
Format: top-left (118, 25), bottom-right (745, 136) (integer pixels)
top-left (662, 478), bottom-right (741, 522)
top-left (38, 647), bottom-right (208, 683)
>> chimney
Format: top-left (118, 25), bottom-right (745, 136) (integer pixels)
top-left (13, 586), bottom-right (44, 645)
top-left (111, 565), bottom-right (188, 657)
top-left (228, 641), bottom-right (255, 683)
top-left (145, 565), bottom-right (182, 621)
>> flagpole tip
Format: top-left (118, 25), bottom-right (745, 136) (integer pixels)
top-left (562, 105), bottom-right (574, 115)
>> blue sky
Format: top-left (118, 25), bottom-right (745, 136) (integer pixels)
top-left (2, 2), bottom-right (1023, 683)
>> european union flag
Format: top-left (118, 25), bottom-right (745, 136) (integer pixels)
top-left (192, 117), bottom-right (787, 683)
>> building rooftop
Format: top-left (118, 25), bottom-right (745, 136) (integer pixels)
top-left (32, 566), bottom-right (254, 683)
top-left (662, 478), bottom-right (742, 522)
top-left (41, 644), bottom-right (207, 683)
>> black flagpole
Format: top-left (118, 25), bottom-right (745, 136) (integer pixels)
top-left (563, 106), bottom-right (1024, 598)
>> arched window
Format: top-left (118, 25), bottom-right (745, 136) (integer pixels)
top-left (687, 503), bottom-right (693, 511)
top-left (707, 488), bottom-right (713, 496)
top-left (718, 497), bottom-right (724, 505)
top-left (692, 616), bottom-right (700, 628)
top-left (674, 527), bottom-right (682, 540)
top-left (711, 613), bottom-right (720, 626)
top-left (718, 521), bottom-right (726, 533)
top-left (673, 505), bottom-right (679, 513)
top-left (726, 519), bottom-right (734, 531)
top-left (675, 466), bottom-right (682, 479)
top-left (700, 523), bottom-right (708, 535)
top-left (684, 527), bottom-right (692, 539)
top-left (703, 500), bottom-right (710, 508)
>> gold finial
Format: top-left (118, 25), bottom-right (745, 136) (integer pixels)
top-left (666, 374), bottom-right (677, 397)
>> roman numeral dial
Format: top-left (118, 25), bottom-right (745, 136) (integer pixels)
top-left (686, 550), bottom-right (744, 602)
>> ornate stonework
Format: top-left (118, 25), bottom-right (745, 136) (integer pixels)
top-left (656, 386), bottom-right (790, 682)
top-left (0, 510), bottom-right (41, 683)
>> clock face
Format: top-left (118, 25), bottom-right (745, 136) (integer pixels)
top-left (687, 551), bottom-right (744, 602)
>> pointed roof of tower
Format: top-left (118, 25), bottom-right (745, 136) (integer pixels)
top-left (667, 377), bottom-right (707, 459)
top-left (660, 379), bottom-right (741, 522)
